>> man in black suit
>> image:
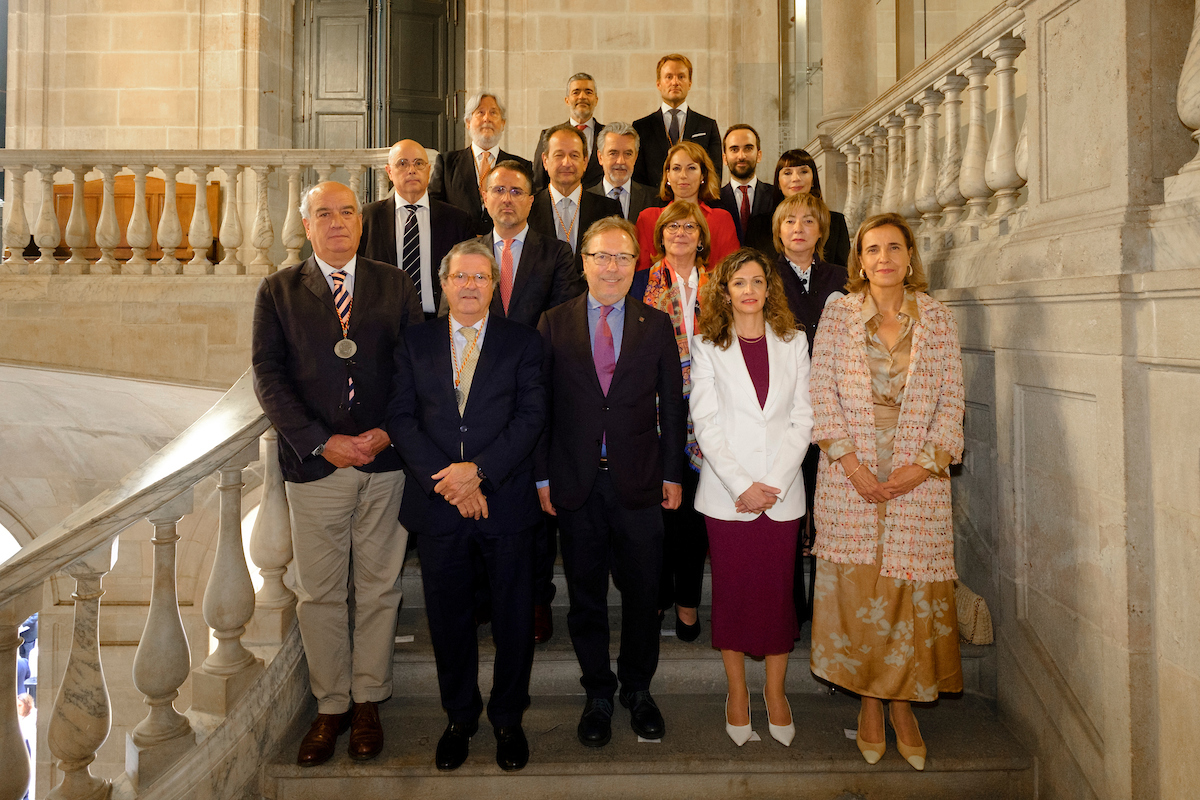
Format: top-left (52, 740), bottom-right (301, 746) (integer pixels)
top-left (387, 239), bottom-right (546, 773)
top-left (359, 139), bottom-right (473, 319)
top-left (430, 93), bottom-right (533, 235)
top-left (528, 125), bottom-right (622, 275)
top-left (252, 181), bottom-right (423, 767)
top-left (536, 217), bottom-right (686, 748)
top-left (587, 122), bottom-right (657, 223)
top-left (719, 124), bottom-right (777, 250)
top-left (532, 73), bottom-right (604, 192)
top-left (631, 54), bottom-right (723, 187)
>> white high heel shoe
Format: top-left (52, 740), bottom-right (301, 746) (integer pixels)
top-left (725, 695), bottom-right (753, 746)
top-left (764, 690), bottom-right (795, 747)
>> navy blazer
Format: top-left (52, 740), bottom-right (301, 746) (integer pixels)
top-left (532, 120), bottom-right (605, 193)
top-left (776, 254), bottom-right (849, 353)
top-left (430, 148), bottom-right (534, 235)
top-left (252, 256), bottom-right (424, 483)
top-left (386, 315), bottom-right (546, 535)
top-left (632, 108), bottom-right (723, 187)
top-left (527, 189), bottom-right (623, 276)
top-left (481, 229), bottom-right (583, 327)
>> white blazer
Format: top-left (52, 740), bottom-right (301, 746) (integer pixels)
top-left (690, 328), bottom-right (813, 522)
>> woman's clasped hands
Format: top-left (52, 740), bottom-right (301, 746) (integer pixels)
top-left (735, 482), bottom-right (781, 515)
top-left (840, 455), bottom-right (931, 503)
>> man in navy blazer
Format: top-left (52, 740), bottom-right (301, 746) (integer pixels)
top-left (252, 181), bottom-right (423, 767)
top-left (631, 54), bottom-right (723, 187)
top-left (532, 73), bottom-right (605, 192)
top-left (387, 239), bottom-right (545, 773)
top-left (719, 124), bottom-right (777, 249)
top-left (587, 122), bottom-right (658, 223)
top-left (430, 92), bottom-right (533, 235)
top-left (536, 217), bottom-right (685, 748)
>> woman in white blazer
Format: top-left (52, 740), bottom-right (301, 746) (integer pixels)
top-left (691, 248), bottom-right (813, 748)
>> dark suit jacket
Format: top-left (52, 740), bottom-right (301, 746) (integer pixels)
top-left (386, 315), bottom-right (546, 535)
top-left (536, 293), bottom-right (686, 512)
top-left (252, 256), bottom-right (424, 483)
top-left (430, 148), bottom-right (533, 235)
top-left (719, 179), bottom-right (776, 243)
top-left (481, 228), bottom-right (583, 327)
top-left (777, 254), bottom-right (849, 353)
top-left (532, 120), bottom-right (605, 193)
top-left (824, 210), bottom-right (851, 268)
top-left (527, 189), bottom-right (623, 275)
top-left (357, 195), bottom-right (473, 314)
top-left (587, 180), bottom-right (658, 223)
top-left (632, 108), bottom-right (723, 187)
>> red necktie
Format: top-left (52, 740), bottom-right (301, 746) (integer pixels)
top-left (595, 305), bottom-right (616, 395)
top-left (739, 185), bottom-right (751, 233)
top-left (500, 239), bottom-right (514, 313)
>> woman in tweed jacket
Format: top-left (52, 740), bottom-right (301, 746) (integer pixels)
top-left (808, 213), bottom-right (965, 771)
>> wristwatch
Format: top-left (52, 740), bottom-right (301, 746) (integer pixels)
top-left (476, 464), bottom-right (487, 483)
top-left (312, 440), bottom-right (327, 458)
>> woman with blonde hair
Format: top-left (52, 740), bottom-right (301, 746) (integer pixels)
top-left (809, 213), bottom-right (964, 770)
top-left (690, 248), bottom-right (813, 747)
top-left (768, 148), bottom-right (851, 267)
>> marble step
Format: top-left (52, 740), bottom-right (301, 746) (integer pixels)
top-left (261, 692), bottom-right (1034, 800)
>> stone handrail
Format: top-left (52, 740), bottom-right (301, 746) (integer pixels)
top-left (0, 369), bottom-right (303, 800)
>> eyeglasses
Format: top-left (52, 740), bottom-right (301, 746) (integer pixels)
top-left (583, 252), bottom-right (636, 268)
top-left (447, 272), bottom-right (492, 286)
top-left (487, 186), bottom-right (530, 199)
top-left (664, 222), bottom-right (699, 234)
top-left (391, 159), bottom-right (429, 171)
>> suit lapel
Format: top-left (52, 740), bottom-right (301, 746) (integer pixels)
top-left (463, 317), bottom-right (503, 415)
top-left (682, 110), bottom-right (702, 141)
top-left (568, 296), bottom-right (604, 396)
top-left (456, 151), bottom-right (481, 214)
top-left (723, 334), bottom-right (764, 411)
top-left (300, 258), bottom-right (338, 316)
top-left (760, 331), bottom-right (785, 416)
top-left (378, 198), bottom-right (399, 265)
top-left (753, 179), bottom-right (775, 216)
top-left (610, 297), bottom-right (646, 393)
top-left (346, 260), bottom-right (372, 338)
top-left (508, 230), bottom-right (540, 308)
top-left (432, 319), bottom-right (458, 407)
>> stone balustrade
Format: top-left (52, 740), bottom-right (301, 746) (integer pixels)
top-left (0, 149), bottom-right (393, 276)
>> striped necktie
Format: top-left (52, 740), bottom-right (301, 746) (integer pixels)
top-left (330, 270), bottom-right (354, 402)
top-left (402, 204), bottom-right (421, 299)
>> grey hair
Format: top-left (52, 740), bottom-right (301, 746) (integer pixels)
top-left (299, 181), bottom-right (361, 221)
top-left (566, 72), bottom-right (596, 94)
top-left (597, 121), bottom-right (640, 153)
top-left (463, 92), bottom-right (507, 124)
top-left (438, 238), bottom-right (501, 284)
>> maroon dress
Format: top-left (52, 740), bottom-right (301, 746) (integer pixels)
top-left (705, 335), bottom-right (801, 656)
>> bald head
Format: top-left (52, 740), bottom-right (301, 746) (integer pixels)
top-left (385, 139), bottom-right (433, 204)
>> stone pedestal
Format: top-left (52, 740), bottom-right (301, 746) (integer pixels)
top-left (125, 731), bottom-right (196, 793)
top-left (243, 605), bottom-right (297, 647)
top-left (189, 659), bottom-right (265, 717)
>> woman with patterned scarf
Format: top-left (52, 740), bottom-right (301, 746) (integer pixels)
top-left (630, 200), bottom-right (711, 643)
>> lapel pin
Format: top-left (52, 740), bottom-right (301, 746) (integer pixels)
top-left (639, 316), bottom-right (645, 322)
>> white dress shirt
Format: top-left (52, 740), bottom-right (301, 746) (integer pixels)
top-left (470, 143), bottom-right (502, 182)
top-left (729, 175), bottom-right (758, 211)
top-left (602, 177), bottom-right (631, 218)
top-left (394, 192), bottom-right (434, 313)
top-left (491, 224), bottom-right (530, 282)
top-left (316, 253), bottom-right (357, 297)
top-left (548, 183), bottom-right (584, 251)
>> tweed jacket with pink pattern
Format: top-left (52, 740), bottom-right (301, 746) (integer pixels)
top-left (810, 290), bottom-right (964, 582)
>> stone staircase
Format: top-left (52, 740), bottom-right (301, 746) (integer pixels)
top-left (260, 555), bottom-right (1034, 799)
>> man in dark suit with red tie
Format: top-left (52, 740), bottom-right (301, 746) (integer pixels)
top-left (719, 124), bottom-right (777, 252)
top-left (631, 54), bottom-right (723, 187)
top-left (387, 239), bottom-right (546, 773)
top-left (532, 73), bottom-right (605, 192)
top-left (430, 93), bottom-right (533, 235)
top-left (252, 181), bottom-right (423, 767)
top-left (359, 139), bottom-right (473, 319)
top-left (536, 217), bottom-right (686, 748)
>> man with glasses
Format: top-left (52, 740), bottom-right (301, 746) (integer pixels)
top-left (535, 217), bottom-right (686, 748)
top-left (387, 239), bottom-right (546, 773)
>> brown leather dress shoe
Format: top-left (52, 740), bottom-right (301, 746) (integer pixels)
top-left (297, 711), bottom-right (351, 766)
top-left (533, 604), bottom-right (553, 644)
top-left (348, 701), bottom-right (385, 761)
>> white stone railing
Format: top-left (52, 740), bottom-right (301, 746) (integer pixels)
top-left (0, 370), bottom-right (305, 800)
top-left (0, 149), bottom-right (392, 275)
top-left (807, 2), bottom-right (1028, 245)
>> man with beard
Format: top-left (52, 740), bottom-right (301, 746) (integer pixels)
top-left (532, 74), bottom-right (605, 192)
top-left (431, 93), bottom-right (533, 234)
top-left (719, 124), bottom-right (776, 252)
top-left (586, 122), bottom-right (657, 223)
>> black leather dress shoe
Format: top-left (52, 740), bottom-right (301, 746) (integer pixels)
top-left (435, 720), bottom-right (478, 770)
top-left (675, 616), bottom-right (702, 642)
top-left (494, 725), bottom-right (529, 771)
top-left (577, 697), bottom-right (613, 747)
top-left (620, 690), bottom-right (665, 739)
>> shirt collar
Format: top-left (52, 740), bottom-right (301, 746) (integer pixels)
top-left (664, 260), bottom-right (699, 289)
top-left (661, 101), bottom-right (690, 117)
top-left (394, 192), bottom-right (430, 213)
top-left (549, 183), bottom-right (583, 206)
top-left (315, 253), bottom-right (357, 278)
top-left (450, 311), bottom-right (488, 336)
top-left (587, 293), bottom-right (627, 312)
top-left (492, 224), bottom-right (529, 245)
top-left (730, 176), bottom-right (757, 189)
top-left (603, 177), bottom-right (630, 194)
top-left (471, 143), bottom-right (501, 162)
top-left (861, 289), bottom-right (920, 324)
top-left (786, 256), bottom-right (813, 276)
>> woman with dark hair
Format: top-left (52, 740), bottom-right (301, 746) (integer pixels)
top-left (690, 248), bottom-right (813, 747)
top-left (809, 213), bottom-right (964, 771)
top-left (635, 141), bottom-right (739, 271)
top-left (770, 149), bottom-right (851, 267)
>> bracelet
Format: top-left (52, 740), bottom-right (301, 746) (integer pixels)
top-left (844, 463), bottom-right (863, 481)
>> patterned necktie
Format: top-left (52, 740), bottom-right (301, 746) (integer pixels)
top-left (609, 185), bottom-right (624, 217)
top-left (556, 197), bottom-right (575, 248)
top-left (476, 151), bottom-right (492, 194)
top-left (738, 185), bottom-right (751, 232)
top-left (500, 239), bottom-right (515, 313)
top-left (330, 270), bottom-right (354, 402)
top-left (595, 305), bottom-right (616, 395)
top-left (456, 326), bottom-right (480, 415)
top-left (402, 205), bottom-right (420, 298)
top-left (668, 109), bottom-right (681, 145)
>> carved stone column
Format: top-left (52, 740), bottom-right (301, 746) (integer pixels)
top-left (281, 166), bottom-right (305, 270)
top-left (3, 166), bottom-right (31, 273)
top-left (915, 89), bottom-right (945, 228)
top-left (216, 164), bottom-right (244, 276)
top-left (839, 142), bottom-right (861, 238)
top-left (1178, 1), bottom-right (1200, 173)
top-left (246, 429), bottom-right (297, 645)
top-left (959, 57), bottom-right (996, 224)
top-left (184, 165), bottom-right (213, 275)
top-left (250, 166), bottom-right (275, 276)
top-left (31, 165), bottom-right (62, 274)
top-left (868, 125), bottom-right (887, 217)
top-left (853, 133), bottom-right (874, 231)
top-left (155, 166), bottom-right (183, 275)
top-left (1, 592), bottom-right (40, 800)
top-left (91, 165), bottom-right (121, 275)
top-left (882, 115), bottom-right (905, 214)
top-left (900, 103), bottom-right (922, 224)
top-left (346, 164), bottom-right (365, 196)
top-left (124, 165), bottom-right (153, 275)
top-left (984, 36), bottom-right (1028, 218)
top-left (62, 167), bottom-right (91, 275)
top-left (935, 75), bottom-right (969, 227)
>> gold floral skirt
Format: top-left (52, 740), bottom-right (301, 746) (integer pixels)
top-left (809, 405), bottom-right (962, 702)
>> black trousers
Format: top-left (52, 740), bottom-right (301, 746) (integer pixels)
top-left (558, 470), bottom-right (664, 700)
top-left (419, 517), bottom-right (536, 728)
top-left (533, 514), bottom-right (559, 606)
top-left (657, 467), bottom-right (707, 610)
top-left (793, 445), bottom-right (820, 623)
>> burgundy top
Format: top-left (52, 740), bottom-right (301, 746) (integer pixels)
top-left (738, 335), bottom-right (770, 409)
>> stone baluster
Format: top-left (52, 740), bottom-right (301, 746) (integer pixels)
top-left (1016, 118), bottom-right (1030, 184)
top-left (280, 166), bottom-right (305, 269)
top-left (915, 89), bottom-right (945, 228)
top-left (62, 167), bottom-right (91, 275)
top-left (124, 165), bottom-right (154, 275)
top-left (155, 166), bottom-right (184, 275)
top-left (346, 163), bottom-right (365, 196)
top-left (3, 165), bottom-right (31, 272)
top-left (899, 103), bottom-right (922, 224)
top-left (32, 165), bottom-right (62, 274)
top-left (250, 166), bottom-right (275, 276)
top-left (984, 35), bottom-right (1028, 219)
top-left (92, 165), bottom-right (121, 275)
top-left (853, 133), bottom-right (874, 229)
top-left (882, 115), bottom-right (905, 214)
top-left (216, 164), bottom-right (244, 275)
top-left (128, 491), bottom-right (196, 791)
top-left (1177, 0), bottom-right (1200, 173)
top-left (45, 541), bottom-right (117, 800)
top-left (1, 596), bottom-right (38, 800)
top-left (191, 444), bottom-right (266, 715)
top-left (869, 125), bottom-right (887, 217)
top-left (839, 142), bottom-right (861, 235)
top-left (246, 428), bottom-right (297, 645)
top-left (959, 57), bottom-right (996, 224)
top-left (935, 75), bottom-right (969, 228)
top-left (315, 164), bottom-right (333, 183)
top-left (185, 165), bottom-right (214, 275)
